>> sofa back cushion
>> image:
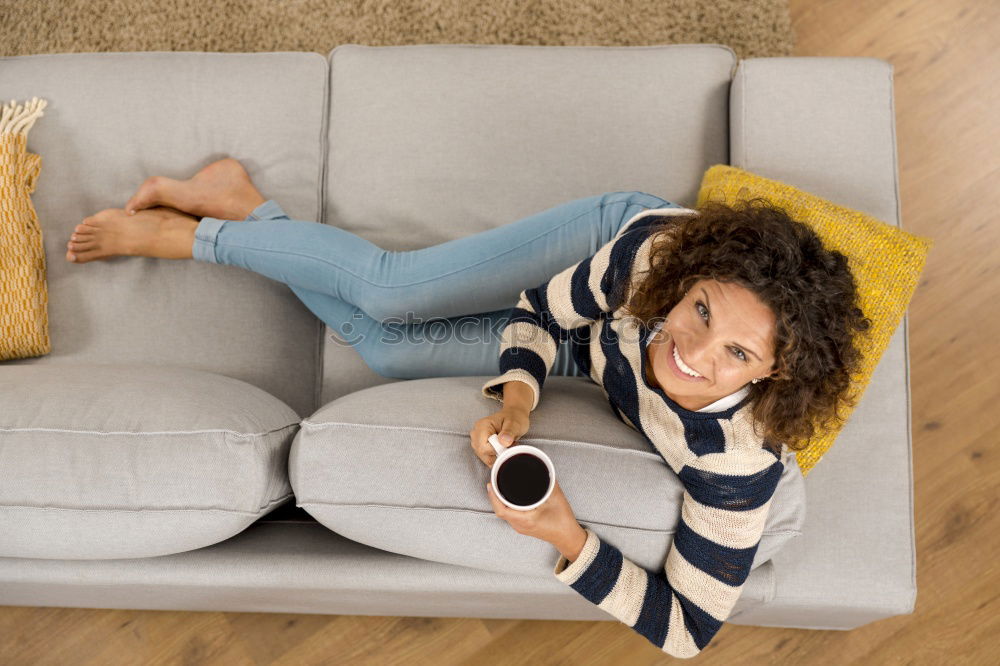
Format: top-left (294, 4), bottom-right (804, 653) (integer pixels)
top-left (320, 44), bottom-right (737, 405)
top-left (0, 52), bottom-right (328, 418)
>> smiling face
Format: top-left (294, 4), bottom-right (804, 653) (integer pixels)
top-left (645, 278), bottom-right (780, 411)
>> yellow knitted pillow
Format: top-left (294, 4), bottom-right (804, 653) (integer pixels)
top-left (696, 164), bottom-right (933, 477)
top-left (0, 97), bottom-right (50, 361)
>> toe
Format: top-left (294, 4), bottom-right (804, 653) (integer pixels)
top-left (69, 247), bottom-right (102, 264)
top-left (126, 177), bottom-right (165, 214)
top-left (70, 239), bottom-right (96, 251)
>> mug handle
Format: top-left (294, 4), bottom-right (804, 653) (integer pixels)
top-left (487, 434), bottom-right (506, 456)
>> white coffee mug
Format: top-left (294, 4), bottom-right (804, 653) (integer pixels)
top-left (487, 433), bottom-right (556, 511)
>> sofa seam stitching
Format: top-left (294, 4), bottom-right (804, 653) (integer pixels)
top-left (4, 493), bottom-right (294, 515)
top-left (296, 501), bottom-right (804, 537)
top-left (0, 423), bottom-right (300, 438)
top-left (298, 420), bottom-right (668, 460)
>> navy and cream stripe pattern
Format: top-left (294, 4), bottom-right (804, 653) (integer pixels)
top-left (480, 206), bottom-right (787, 658)
top-left (480, 205), bottom-right (695, 411)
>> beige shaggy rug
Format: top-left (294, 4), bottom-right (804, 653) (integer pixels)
top-left (0, 0), bottom-right (793, 60)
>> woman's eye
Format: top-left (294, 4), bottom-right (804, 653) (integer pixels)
top-left (695, 301), bottom-right (748, 363)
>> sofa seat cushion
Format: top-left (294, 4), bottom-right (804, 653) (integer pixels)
top-left (290, 375), bottom-right (806, 582)
top-left (0, 364), bottom-right (299, 559)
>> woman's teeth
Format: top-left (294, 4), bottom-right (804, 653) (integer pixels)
top-left (673, 344), bottom-right (703, 378)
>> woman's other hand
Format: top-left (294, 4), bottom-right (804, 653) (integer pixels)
top-left (486, 478), bottom-right (583, 550)
top-left (469, 407), bottom-right (530, 468)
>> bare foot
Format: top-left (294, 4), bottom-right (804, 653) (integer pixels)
top-left (124, 158), bottom-right (266, 221)
top-left (65, 207), bottom-right (200, 263)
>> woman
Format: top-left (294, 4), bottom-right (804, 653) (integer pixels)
top-left (65, 158), bottom-right (870, 658)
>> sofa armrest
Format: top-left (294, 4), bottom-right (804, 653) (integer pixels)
top-left (726, 57), bottom-right (918, 628)
top-left (730, 57), bottom-right (901, 229)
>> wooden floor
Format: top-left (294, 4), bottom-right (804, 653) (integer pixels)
top-left (2, 1), bottom-right (997, 663)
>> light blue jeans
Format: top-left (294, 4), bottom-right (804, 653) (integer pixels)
top-left (192, 191), bottom-right (677, 379)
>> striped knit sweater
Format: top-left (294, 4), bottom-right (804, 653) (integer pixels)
top-left (480, 206), bottom-right (786, 659)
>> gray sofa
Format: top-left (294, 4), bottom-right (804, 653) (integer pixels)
top-left (0, 44), bottom-right (915, 632)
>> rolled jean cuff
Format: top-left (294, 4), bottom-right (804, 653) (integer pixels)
top-left (192, 216), bottom-right (227, 264)
top-left (246, 199), bottom-right (287, 221)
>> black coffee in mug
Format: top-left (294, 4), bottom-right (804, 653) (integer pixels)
top-left (496, 452), bottom-right (551, 506)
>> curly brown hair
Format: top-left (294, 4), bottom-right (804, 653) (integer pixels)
top-left (617, 198), bottom-right (873, 456)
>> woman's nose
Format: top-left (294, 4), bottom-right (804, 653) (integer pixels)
top-left (683, 336), bottom-right (713, 370)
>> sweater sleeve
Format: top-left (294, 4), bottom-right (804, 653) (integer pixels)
top-left (551, 446), bottom-right (784, 659)
top-left (479, 208), bottom-right (690, 411)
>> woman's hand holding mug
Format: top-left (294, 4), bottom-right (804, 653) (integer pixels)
top-left (470, 408), bottom-right (585, 558)
top-left (469, 407), bottom-right (530, 468)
